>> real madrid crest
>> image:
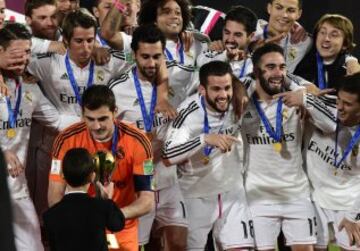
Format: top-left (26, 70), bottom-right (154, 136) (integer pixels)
top-left (96, 70), bottom-right (105, 82)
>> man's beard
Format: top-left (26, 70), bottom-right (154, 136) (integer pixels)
top-left (258, 70), bottom-right (285, 96)
top-left (205, 94), bottom-right (232, 113)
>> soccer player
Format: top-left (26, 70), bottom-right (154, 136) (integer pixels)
top-left (253, 0), bottom-right (312, 73)
top-left (48, 85), bottom-right (154, 251)
top-left (197, 5), bottom-right (258, 79)
top-left (294, 14), bottom-right (360, 90)
top-left (163, 61), bottom-right (254, 250)
top-left (0, 22), bottom-right (79, 251)
top-left (24, 0), bottom-right (65, 55)
top-left (241, 43), bottom-right (336, 251)
top-left (109, 24), bottom-right (188, 250)
top-left (293, 73), bottom-right (360, 250)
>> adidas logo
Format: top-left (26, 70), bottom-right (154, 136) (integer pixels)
top-left (60, 73), bottom-right (69, 80)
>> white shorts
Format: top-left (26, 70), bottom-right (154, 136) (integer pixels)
top-left (138, 183), bottom-right (188, 245)
top-left (12, 197), bottom-right (44, 251)
top-left (185, 188), bottom-right (254, 251)
top-left (314, 202), bottom-right (360, 250)
top-left (250, 199), bottom-right (317, 250)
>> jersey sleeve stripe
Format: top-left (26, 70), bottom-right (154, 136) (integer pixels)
top-left (120, 123), bottom-right (152, 158)
top-left (306, 95), bottom-right (337, 122)
top-left (173, 101), bottom-right (199, 128)
top-left (162, 136), bottom-right (202, 159)
top-left (53, 123), bottom-right (87, 158)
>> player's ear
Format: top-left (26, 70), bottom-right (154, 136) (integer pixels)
top-left (198, 84), bottom-right (206, 96)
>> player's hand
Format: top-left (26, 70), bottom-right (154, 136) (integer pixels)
top-left (0, 47), bottom-right (28, 72)
top-left (290, 22), bottom-right (307, 44)
top-left (96, 181), bottom-right (114, 199)
top-left (4, 150), bottom-right (24, 178)
top-left (225, 46), bottom-right (246, 61)
top-left (92, 47), bottom-right (110, 65)
top-left (209, 40), bottom-right (224, 52)
top-left (339, 217), bottom-right (360, 247)
top-left (252, 33), bottom-right (286, 52)
top-left (122, 25), bottom-right (137, 35)
top-left (48, 41), bottom-right (67, 55)
top-left (273, 89), bottom-right (305, 107)
top-left (346, 58), bottom-right (360, 76)
top-left (155, 99), bottom-right (177, 119)
top-left (180, 31), bottom-right (194, 53)
top-left (204, 134), bottom-right (240, 153)
top-left (304, 83), bottom-right (336, 96)
top-left (0, 74), bottom-right (9, 96)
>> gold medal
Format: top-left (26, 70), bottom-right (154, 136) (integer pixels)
top-left (334, 170), bottom-right (338, 176)
top-left (273, 142), bottom-right (282, 153)
top-left (146, 132), bottom-right (153, 141)
top-left (7, 128), bottom-right (16, 139)
top-left (202, 156), bottom-right (210, 165)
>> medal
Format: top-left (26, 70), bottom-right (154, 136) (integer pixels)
top-left (202, 156), bottom-right (210, 165)
top-left (253, 95), bottom-right (283, 153)
top-left (352, 144), bottom-right (359, 157)
top-left (133, 67), bottom-right (157, 141)
top-left (7, 128), bottom-right (16, 138)
top-left (273, 142), bottom-right (282, 153)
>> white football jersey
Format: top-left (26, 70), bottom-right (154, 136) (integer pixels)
top-left (0, 78), bottom-right (79, 199)
top-left (242, 80), bottom-right (336, 205)
top-left (108, 67), bottom-right (175, 190)
top-left (163, 94), bottom-right (244, 198)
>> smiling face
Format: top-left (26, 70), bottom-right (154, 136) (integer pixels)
top-left (223, 20), bottom-right (253, 51)
top-left (256, 51), bottom-right (287, 96)
top-left (267, 0), bottom-right (302, 35)
top-left (156, 0), bottom-right (183, 40)
top-left (316, 22), bottom-right (346, 62)
top-left (199, 73), bottom-right (233, 113)
top-left (337, 90), bottom-right (360, 127)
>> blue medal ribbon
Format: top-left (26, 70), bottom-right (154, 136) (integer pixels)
top-left (6, 79), bottom-right (22, 128)
top-left (132, 67), bottom-right (157, 133)
top-left (111, 124), bottom-right (119, 156)
top-left (334, 122), bottom-right (360, 168)
top-left (253, 96), bottom-right (283, 142)
top-left (316, 51), bottom-right (327, 90)
top-left (165, 40), bottom-right (184, 64)
top-left (65, 52), bottom-right (94, 106)
top-left (97, 30), bottom-right (108, 47)
top-left (239, 58), bottom-right (248, 79)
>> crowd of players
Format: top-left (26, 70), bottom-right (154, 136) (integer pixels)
top-left (1, 0), bottom-right (360, 250)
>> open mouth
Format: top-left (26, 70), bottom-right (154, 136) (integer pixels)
top-left (225, 43), bottom-right (237, 50)
top-left (268, 77), bottom-right (283, 87)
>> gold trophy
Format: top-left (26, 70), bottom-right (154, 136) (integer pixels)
top-left (93, 151), bottom-right (116, 185)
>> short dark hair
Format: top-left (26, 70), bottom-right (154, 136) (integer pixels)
top-left (81, 85), bottom-right (116, 112)
top-left (338, 73), bottom-right (360, 102)
top-left (225, 5), bottom-right (258, 34)
top-left (199, 61), bottom-right (233, 87)
top-left (24, 0), bottom-right (56, 17)
top-left (139, 0), bottom-right (191, 32)
top-left (251, 43), bottom-right (284, 68)
top-left (268, 0), bottom-right (302, 9)
top-left (63, 148), bottom-right (95, 187)
top-left (0, 23), bottom-right (32, 50)
top-left (131, 24), bottom-right (166, 52)
top-left (62, 9), bottom-right (97, 42)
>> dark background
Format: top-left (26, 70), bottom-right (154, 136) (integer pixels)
top-left (5, 0), bottom-right (360, 57)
